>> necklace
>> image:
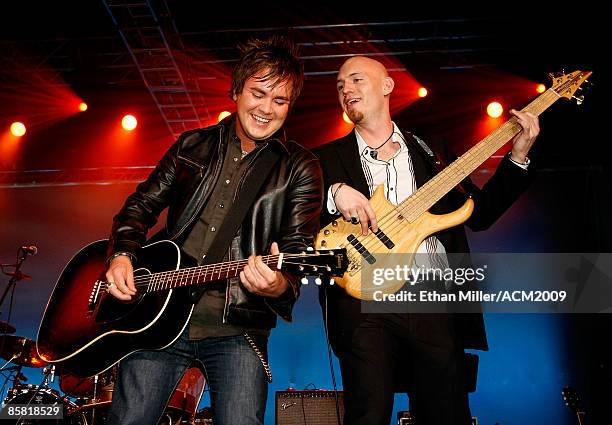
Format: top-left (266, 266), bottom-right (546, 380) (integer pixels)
top-left (367, 129), bottom-right (396, 160)
top-left (370, 129), bottom-right (395, 151)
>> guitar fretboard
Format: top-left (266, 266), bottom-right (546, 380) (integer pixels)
top-left (400, 89), bottom-right (561, 222)
top-left (142, 255), bottom-right (281, 293)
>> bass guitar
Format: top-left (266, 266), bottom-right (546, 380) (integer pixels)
top-left (315, 70), bottom-right (592, 300)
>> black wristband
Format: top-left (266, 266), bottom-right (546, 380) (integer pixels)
top-left (107, 251), bottom-right (136, 266)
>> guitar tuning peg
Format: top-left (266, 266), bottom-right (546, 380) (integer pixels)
top-left (572, 95), bottom-right (584, 105)
top-left (550, 70), bottom-right (564, 79)
top-left (301, 277), bottom-right (309, 285)
top-left (329, 278), bottom-right (335, 285)
top-left (315, 277), bottom-right (322, 285)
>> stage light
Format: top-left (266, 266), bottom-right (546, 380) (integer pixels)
top-left (487, 102), bottom-right (503, 119)
top-left (417, 87), bottom-right (428, 98)
top-left (79, 102), bottom-right (88, 112)
top-left (10, 122), bottom-right (26, 137)
top-left (536, 84), bottom-right (546, 94)
top-left (217, 111), bottom-right (231, 122)
top-left (342, 111), bottom-right (353, 124)
top-left (122, 114), bottom-right (138, 131)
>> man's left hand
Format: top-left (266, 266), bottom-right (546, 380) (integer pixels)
top-left (240, 242), bottom-right (289, 298)
top-left (510, 109), bottom-right (540, 163)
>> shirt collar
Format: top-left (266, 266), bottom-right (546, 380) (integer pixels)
top-left (224, 114), bottom-right (289, 154)
top-left (355, 122), bottom-right (407, 162)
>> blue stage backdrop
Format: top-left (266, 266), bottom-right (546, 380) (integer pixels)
top-left (0, 166), bottom-right (590, 424)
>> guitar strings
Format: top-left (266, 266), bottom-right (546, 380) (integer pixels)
top-left (105, 256), bottom-right (282, 289)
top-left (344, 90), bottom-right (557, 260)
top-left (102, 253), bottom-right (338, 291)
top-left (339, 123), bottom-right (508, 257)
top-left (337, 120), bottom-right (508, 258)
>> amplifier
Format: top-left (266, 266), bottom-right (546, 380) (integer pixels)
top-left (275, 390), bottom-right (344, 425)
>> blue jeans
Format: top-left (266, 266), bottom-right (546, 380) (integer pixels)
top-left (107, 329), bottom-right (268, 425)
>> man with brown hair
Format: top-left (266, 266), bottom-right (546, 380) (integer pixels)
top-left (105, 35), bottom-right (322, 425)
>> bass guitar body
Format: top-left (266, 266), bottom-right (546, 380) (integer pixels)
top-left (315, 185), bottom-right (474, 300)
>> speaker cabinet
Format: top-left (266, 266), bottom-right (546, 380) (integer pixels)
top-left (275, 390), bottom-right (344, 425)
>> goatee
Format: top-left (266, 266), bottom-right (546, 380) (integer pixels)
top-left (348, 110), bottom-right (364, 124)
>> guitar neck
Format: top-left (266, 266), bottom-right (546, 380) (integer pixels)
top-left (400, 89), bottom-right (560, 221)
top-left (144, 255), bottom-right (281, 293)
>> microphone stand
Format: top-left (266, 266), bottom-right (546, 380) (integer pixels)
top-left (0, 247), bottom-right (33, 385)
top-left (0, 364), bottom-right (23, 404)
top-left (0, 248), bottom-right (31, 314)
top-left (0, 355), bottom-right (18, 372)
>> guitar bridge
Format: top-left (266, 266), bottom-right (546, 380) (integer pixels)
top-left (88, 280), bottom-right (103, 312)
top-left (347, 256), bottom-right (362, 276)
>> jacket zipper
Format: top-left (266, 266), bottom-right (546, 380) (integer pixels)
top-left (222, 144), bottom-right (268, 323)
top-left (222, 241), bottom-right (231, 324)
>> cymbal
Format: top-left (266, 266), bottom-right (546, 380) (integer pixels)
top-left (0, 320), bottom-right (16, 334)
top-left (0, 335), bottom-right (48, 367)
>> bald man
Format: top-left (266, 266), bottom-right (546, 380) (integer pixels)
top-left (314, 56), bottom-right (539, 424)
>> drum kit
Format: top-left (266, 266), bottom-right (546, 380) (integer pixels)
top-left (0, 320), bottom-right (109, 424)
top-left (0, 321), bottom-right (211, 424)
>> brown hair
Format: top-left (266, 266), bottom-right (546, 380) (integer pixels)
top-left (229, 35), bottom-right (303, 107)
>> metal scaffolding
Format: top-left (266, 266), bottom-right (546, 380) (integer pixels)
top-left (102, 0), bottom-right (209, 140)
top-left (0, 167), bottom-right (154, 188)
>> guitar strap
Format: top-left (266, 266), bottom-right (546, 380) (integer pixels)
top-left (403, 130), bottom-right (469, 195)
top-left (188, 147), bottom-right (281, 301)
top-left (402, 130), bottom-right (445, 172)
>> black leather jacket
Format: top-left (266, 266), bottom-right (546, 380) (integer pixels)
top-left (108, 116), bottom-right (323, 329)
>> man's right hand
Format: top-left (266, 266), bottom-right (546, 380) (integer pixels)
top-left (105, 255), bottom-right (137, 301)
top-left (331, 183), bottom-right (378, 235)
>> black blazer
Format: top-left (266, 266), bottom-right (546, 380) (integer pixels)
top-left (313, 128), bottom-right (534, 351)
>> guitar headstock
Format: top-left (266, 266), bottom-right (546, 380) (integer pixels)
top-left (280, 248), bottom-right (348, 285)
top-left (549, 70), bottom-right (592, 104)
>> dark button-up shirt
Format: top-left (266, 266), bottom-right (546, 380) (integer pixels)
top-left (183, 123), bottom-right (269, 339)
